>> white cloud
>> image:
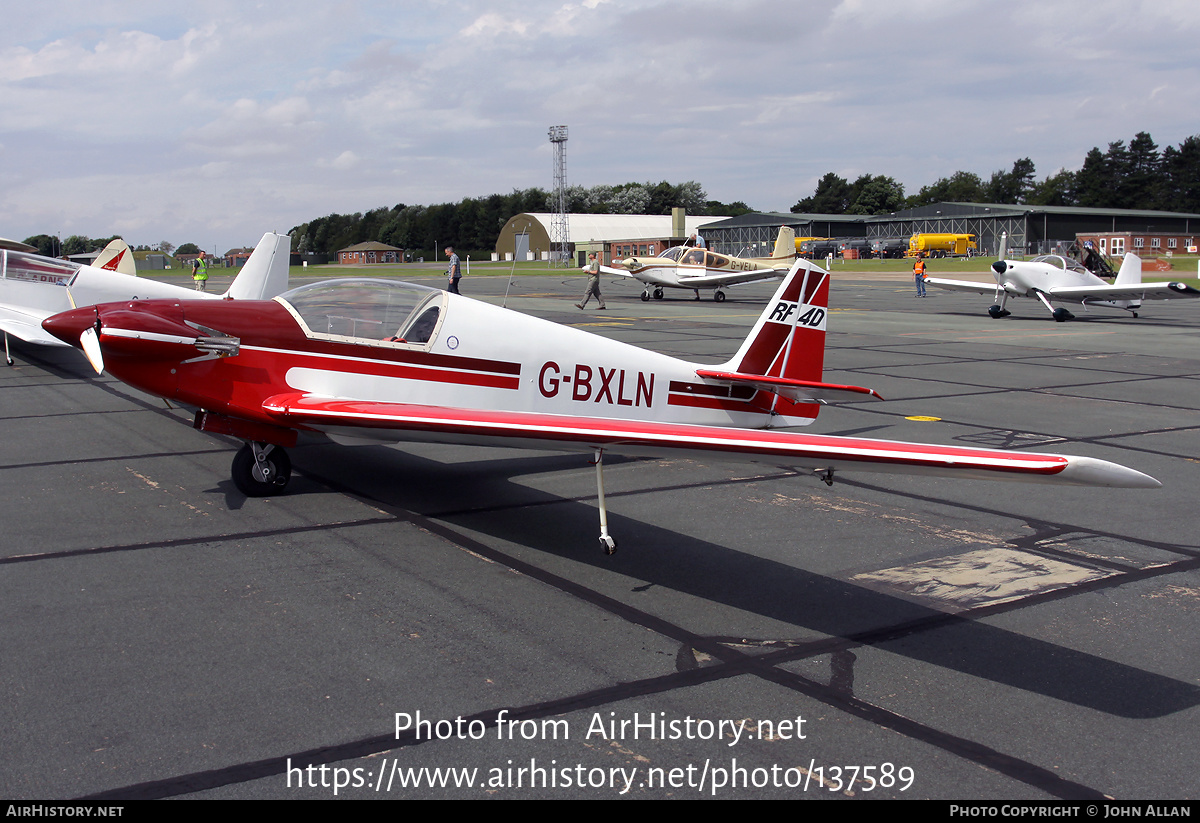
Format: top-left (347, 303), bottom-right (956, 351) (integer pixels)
top-left (0, 0), bottom-right (1196, 248)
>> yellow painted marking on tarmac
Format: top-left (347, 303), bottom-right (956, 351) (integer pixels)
top-left (573, 322), bottom-right (634, 327)
top-left (905, 415), bottom-right (942, 422)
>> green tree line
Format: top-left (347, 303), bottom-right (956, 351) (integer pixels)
top-left (288, 181), bottom-right (752, 256)
top-left (794, 132), bottom-right (1200, 215)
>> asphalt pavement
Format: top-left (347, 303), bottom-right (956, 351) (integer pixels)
top-left (2, 267), bottom-right (1197, 799)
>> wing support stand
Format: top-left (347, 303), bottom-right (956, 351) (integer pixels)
top-left (592, 448), bottom-right (617, 555)
top-left (4, 332), bottom-right (12, 366)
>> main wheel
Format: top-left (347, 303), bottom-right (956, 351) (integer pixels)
top-left (713, 290), bottom-right (726, 302)
top-left (1052, 307), bottom-right (1073, 323)
top-left (653, 288), bottom-right (664, 300)
top-left (640, 291), bottom-right (650, 302)
top-left (232, 443), bottom-right (291, 496)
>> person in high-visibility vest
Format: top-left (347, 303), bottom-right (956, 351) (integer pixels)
top-left (913, 257), bottom-right (927, 297)
top-left (191, 251), bottom-right (209, 291)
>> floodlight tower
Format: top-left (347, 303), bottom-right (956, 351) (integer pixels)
top-left (548, 125), bottom-right (570, 266)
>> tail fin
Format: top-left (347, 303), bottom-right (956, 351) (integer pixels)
top-left (771, 225), bottom-right (797, 260)
top-left (700, 260), bottom-right (878, 425)
top-left (724, 259), bottom-right (830, 382)
top-left (223, 232), bottom-right (291, 300)
top-left (1113, 252), bottom-right (1142, 287)
top-left (94, 239), bottom-right (136, 276)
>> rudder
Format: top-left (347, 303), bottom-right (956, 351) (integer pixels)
top-left (725, 259), bottom-right (829, 384)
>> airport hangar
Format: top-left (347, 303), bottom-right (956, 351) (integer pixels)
top-left (698, 203), bottom-right (1200, 258)
top-left (494, 211), bottom-right (727, 265)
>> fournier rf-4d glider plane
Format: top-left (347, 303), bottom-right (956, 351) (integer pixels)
top-left (0, 232), bottom-right (291, 365)
top-left (925, 233), bottom-right (1200, 321)
top-left (605, 226), bottom-right (797, 302)
top-left (43, 259), bottom-right (1159, 554)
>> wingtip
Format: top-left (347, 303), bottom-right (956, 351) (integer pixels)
top-left (1058, 455), bottom-right (1161, 489)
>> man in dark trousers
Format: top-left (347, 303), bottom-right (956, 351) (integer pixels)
top-left (445, 246), bottom-right (461, 294)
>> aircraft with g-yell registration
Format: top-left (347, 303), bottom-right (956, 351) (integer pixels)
top-left (605, 226), bottom-right (797, 302)
top-left (43, 258), bottom-right (1160, 553)
top-left (924, 233), bottom-right (1200, 321)
top-left (0, 232), bottom-right (291, 365)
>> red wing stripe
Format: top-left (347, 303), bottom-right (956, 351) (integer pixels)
top-left (261, 394), bottom-right (1070, 477)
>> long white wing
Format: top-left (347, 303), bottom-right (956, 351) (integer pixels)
top-left (924, 277), bottom-right (1005, 296)
top-left (1048, 282), bottom-right (1200, 302)
top-left (260, 394), bottom-right (1160, 489)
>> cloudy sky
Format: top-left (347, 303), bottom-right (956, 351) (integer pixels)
top-left (1, 0), bottom-right (1197, 252)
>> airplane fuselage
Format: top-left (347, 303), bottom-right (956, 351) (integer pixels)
top-left (995, 261), bottom-right (1135, 309)
top-left (44, 283), bottom-right (825, 450)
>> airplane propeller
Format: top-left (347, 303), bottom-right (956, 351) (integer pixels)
top-left (79, 325), bottom-right (104, 375)
top-left (988, 232), bottom-right (1012, 318)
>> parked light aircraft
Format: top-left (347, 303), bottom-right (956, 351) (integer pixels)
top-left (43, 260), bottom-right (1158, 553)
top-left (925, 234), bottom-right (1199, 321)
top-left (0, 232), bottom-right (290, 364)
top-left (606, 226), bottom-right (796, 302)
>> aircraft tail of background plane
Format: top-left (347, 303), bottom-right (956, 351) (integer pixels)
top-left (1113, 252), bottom-right (1143, 287)
top-left (771, 225), bottom-right (797, 260)
top-left (93, 239), bottom-right (136, 276)
top-left (223, 232), bottom-right (291, 300)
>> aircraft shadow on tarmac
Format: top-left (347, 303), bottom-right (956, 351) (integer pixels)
top-left (279, 441), bottom-right (1199, 721)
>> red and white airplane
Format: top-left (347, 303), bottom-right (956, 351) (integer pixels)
top-left (43, 259), bottom-right (1159, 553)
top-left (0, 232), bottom-right (290, 364)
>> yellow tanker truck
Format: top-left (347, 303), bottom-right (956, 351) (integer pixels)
top-left (906, 233), bottom-right (977, 258)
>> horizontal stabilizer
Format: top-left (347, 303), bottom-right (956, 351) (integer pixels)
top-left (694, 369), bottom-right (882, 404)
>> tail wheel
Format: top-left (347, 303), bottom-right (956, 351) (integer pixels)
top-left (232, 443), bottom-right (291, 497)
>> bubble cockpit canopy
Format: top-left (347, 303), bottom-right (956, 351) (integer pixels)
top-left (276, 279), bottom-right (445, 347)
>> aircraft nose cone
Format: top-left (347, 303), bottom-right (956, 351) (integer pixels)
top-left (42, 306), bottom-right (98, 347)
top-left (992, 260), bottom-right (1007, 274)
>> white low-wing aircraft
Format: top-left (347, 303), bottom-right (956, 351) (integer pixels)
top-left (606, 226), bottom-right (796, 302)
top-left (925, 234), bottom-right (1200, 321)
top-left (43, 259), bottom-right (1159, 553)
top-left (0, 232), bottom-right (290, 364)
